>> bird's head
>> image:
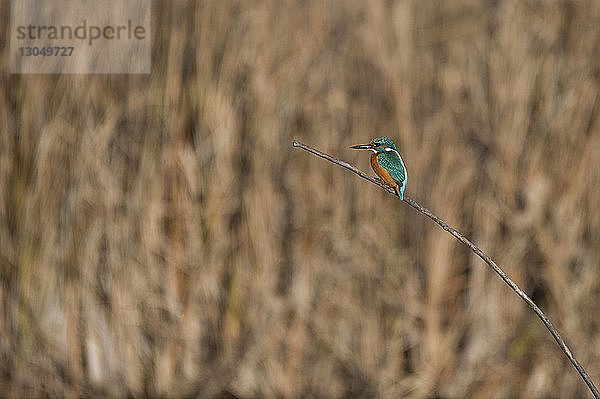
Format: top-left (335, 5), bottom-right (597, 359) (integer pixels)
top-left (350, 137), bottom-right (397, 153)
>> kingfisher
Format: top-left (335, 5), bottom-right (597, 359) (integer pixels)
top-left (350, 137), bottom-right (407, 200)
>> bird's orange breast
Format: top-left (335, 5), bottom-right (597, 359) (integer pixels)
top-left (371, 153), bottom-right (399, 189)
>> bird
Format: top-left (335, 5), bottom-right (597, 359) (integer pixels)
top-left (350, 137), bottom-right (407, 200)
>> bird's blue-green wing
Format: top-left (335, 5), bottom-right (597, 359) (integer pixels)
top-left (378, 151), bottom-right (406, 185)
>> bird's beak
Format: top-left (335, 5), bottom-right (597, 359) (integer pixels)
top-left (350, 144), bottom-right (373, 150)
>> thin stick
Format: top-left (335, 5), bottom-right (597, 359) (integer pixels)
top-left (292, 139), bottom-right (599, 398)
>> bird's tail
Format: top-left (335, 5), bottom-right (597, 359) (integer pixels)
top-left (396, 184), bottom-right (405, 200)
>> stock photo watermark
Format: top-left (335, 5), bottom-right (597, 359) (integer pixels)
top-left (11, 0), bottom-right (150, 74)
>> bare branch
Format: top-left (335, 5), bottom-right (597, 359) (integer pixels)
top-left (292, 139), bottom-right (599, 398)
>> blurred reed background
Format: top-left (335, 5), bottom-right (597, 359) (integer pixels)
top-left (2, 0), bottom-right (600, 397)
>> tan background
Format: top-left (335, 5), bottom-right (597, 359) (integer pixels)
top-left (2, 1), bottom-right (600, 397)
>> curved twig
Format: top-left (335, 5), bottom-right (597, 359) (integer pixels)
top-left (292, 139), bottom-right (599, 398)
